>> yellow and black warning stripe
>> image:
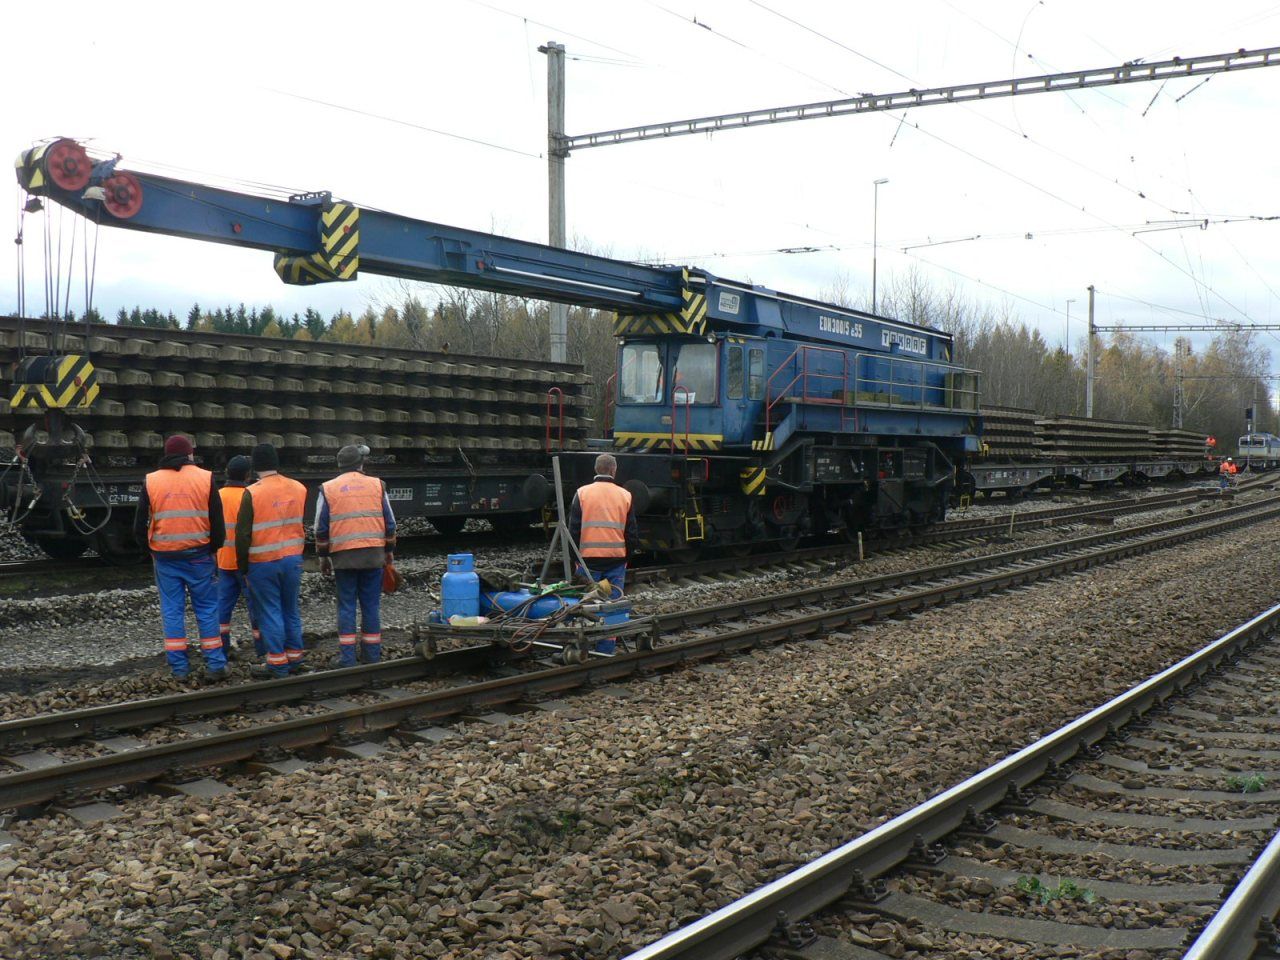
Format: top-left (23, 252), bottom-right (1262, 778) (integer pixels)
top-left (614, 432), bottom-right (723, 451)
top-left (11, 355), bottom-right (99, 410)
top-left (613, 268), bottom-right (708, 337)
top-left (275, 201), bottom-right (360, 285)
top-left (739, 465), bottom-right (767, 496)
top-left (15, 144), bottom-right (50, 193)
top-left (751, 432), bottom-right (774, 452)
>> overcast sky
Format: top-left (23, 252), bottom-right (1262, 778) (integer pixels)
top-left (5, 0), bottom-right (1280, 370)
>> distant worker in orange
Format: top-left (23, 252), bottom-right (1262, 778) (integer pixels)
top-left (236, 443), bottom-right (309, 679)
top-left (1219, 456), bottom-right (1239, 491)
top-left (133, 435), bottom-right (228, 682)
top-left (568, 453), bottom-right (639, 653)
top-left (215, 455), bottom-right (260, 660)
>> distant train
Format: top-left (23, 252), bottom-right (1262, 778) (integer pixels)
top-left (1237, 433), bottom-right (1280, 469)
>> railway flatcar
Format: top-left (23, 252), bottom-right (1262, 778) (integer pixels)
top-left (0, 315), bottom-right (583, 561)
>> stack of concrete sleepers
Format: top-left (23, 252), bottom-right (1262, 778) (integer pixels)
top-left (1034, 414), bottom-right (1156, 460)
top-left (1152, 428), bottom-right (1208, 458)
top-left (977, 405), bottom-right (1040, 459)
top-left (0, 316), bottom-right (592, 468)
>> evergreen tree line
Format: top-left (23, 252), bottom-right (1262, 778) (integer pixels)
top-left (56, 267), bottom-right (1275, 445)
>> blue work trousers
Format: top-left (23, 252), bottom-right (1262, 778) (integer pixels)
top-left (576, 560), bottom-right (626, 654)
top-left (217, 569), bottom-right (261, 656)
top-left (154, 553), bottom-right (226, 677)
top-left (335, 567), bottom-right (383, 666)
top-left (247, 555), bottom-right (305, 677)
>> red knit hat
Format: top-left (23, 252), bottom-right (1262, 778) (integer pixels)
top-left (163, 435), bottom-right (194, 457)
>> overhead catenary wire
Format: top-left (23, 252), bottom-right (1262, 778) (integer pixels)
top-left (640, 1), bottom-right (1276, 333)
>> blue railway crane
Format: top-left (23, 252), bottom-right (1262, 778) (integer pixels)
top-left (15, 138), bottom-right (982, 556)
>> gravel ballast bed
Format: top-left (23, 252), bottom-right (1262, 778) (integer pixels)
top-left (3, 520), bottom-right (1280, 958)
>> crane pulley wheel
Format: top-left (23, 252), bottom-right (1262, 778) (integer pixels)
top-left (44, 138), bottom-right (91, 191)
top-left (102, 172), bottom-right (143, 219)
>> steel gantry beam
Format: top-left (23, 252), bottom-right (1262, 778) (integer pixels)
top-left (561, 46), bottom-right (1280, 152)
top-left (1094, 323), bottom-right (1280, 332)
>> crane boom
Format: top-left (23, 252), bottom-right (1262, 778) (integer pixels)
top-left (17, 146), bottom-right (682, 315)
top-left (16, 138), bottom-right (954, 357)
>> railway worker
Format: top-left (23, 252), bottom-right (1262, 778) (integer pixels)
top-left (315, 443), bottom-right (397, 668)
top-left (1220, 456), bottom-right (1239, 491)
top-left (236, 443), bottom-right (309, 679)
top-left (216, 455), bottom-right (261, 660)
top-left (133, 434), bottom-right (228, 683)
top-left (568, 453), bottom-right (639, 652)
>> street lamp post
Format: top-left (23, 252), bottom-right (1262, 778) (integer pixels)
top-left (872, 178), bottom-right (889, 312)
top-left (1065, 298), bottom-right (1076, 351)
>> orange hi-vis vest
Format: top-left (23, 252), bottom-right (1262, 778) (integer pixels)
top-left (322, 472), bottom-right (386, 553)
top-left (1221, 461), bottom-right (1239, 476)
top-left (217, 485), bottom-right (248, 571)
top-left (247, 473), bottom-right (307, 563)
top-left (577, 480), bottom-right (632, 558)
top-left (146, 464), bottom-right (213, 552)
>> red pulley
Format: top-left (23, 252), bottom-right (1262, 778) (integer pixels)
top-left (43, 138), bottom-right (91, 191)
top-left (101, 172), bottom-right (143, 219)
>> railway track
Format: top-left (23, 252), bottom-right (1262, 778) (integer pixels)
top-left (0, 490), bottom-right (1277, 816)
top-left (633, 480), bottom-right (1262, 585)
top-left (625, 603), bottom-right (1280, 960)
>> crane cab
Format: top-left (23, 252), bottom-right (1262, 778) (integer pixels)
top-left (612, 335), bottom-right (769, 451)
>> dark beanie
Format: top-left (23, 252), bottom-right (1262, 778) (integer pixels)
top-left (251, 442), bottom-right (279, 472)
top-left (226, 455), bottom-right (252, 483)
top-left (163, 435), bottom-right (194, 457)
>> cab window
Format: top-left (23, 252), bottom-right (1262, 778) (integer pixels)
top-left (672, 342), bottom-right (718, 404)
top-left (619, 342), bottom-right (664, 403)
top-left (748, 347), bottom-right (765, 400)
top-left (727, 346), bottom-right (744, 400)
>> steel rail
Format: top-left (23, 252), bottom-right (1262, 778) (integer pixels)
top-left (0, 496), bottom-right (1275, 810)
top-left (632, 485), bottom-right (1225, 584)
top-left (667, 494), bottom-right (1280, 630)
top-left (1183, 827), bottom-right (1280, 960)
top-left (622, 603), bottom-right (1280, 960)
top-left (0, 644), bottom-right (501, 752)
top-left (0, 494), bottom-right (1271, 754)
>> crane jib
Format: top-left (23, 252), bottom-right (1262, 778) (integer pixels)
top-left (16, 137), bottom-right (949, 352)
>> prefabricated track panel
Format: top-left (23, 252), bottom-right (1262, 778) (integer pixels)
top-left (0, 316), bottom-right (591, 467)
top-left (1035, 414), bottom-right (1157, 459)
top-left (978, 405), bottom-right (1039, 459)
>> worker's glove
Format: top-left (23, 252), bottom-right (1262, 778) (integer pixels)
top-left (319, 557), bottom-right (333, 577)
top-left (385, 551), bottom-right (395, 564)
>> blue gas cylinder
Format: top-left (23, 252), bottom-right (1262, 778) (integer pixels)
top-left (442, 553), bottom-right (480, 620)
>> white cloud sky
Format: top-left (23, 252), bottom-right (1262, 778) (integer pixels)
top-left (4, 0), bottom-right (1280, 371)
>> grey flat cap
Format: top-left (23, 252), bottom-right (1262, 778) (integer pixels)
top-left (337, 443), bottom-right (370, 469)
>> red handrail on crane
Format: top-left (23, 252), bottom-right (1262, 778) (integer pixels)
top-left (764, 344), bottom-right (849, 437)
top-left (544, 387), bottom-right (565, 453)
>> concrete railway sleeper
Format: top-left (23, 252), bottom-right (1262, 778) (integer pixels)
top-left (0, 495), bottom-right (1277, 816)
top-left (624, 603), bottom-right (1280, 960)
top-left (2, 493), bottom-right (1277, 757)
